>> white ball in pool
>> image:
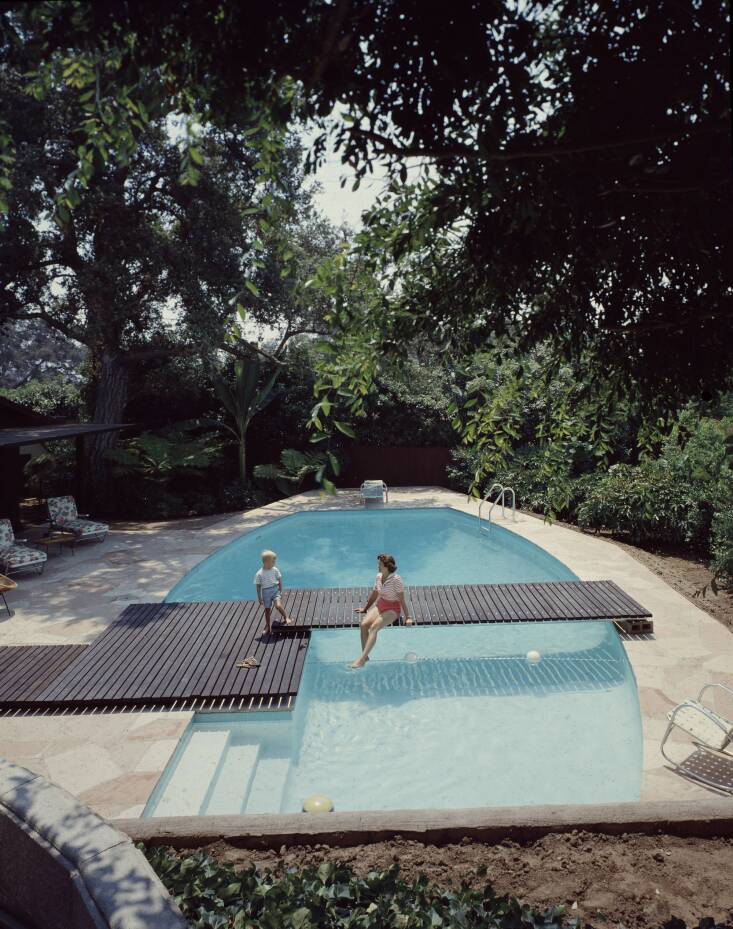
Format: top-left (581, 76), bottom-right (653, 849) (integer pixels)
top-left (405, 652), bottom-right (418, 664)
top-left (526, 649), bottom-right (541, 664)
top-left (302, 794), bottom-right (334, 813)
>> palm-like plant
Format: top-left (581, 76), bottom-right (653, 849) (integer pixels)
top-left (214, 358), bottom-right (281, 484)
top-left (105, 429), bottom-right (221, 483)
top-left (254, 448), bottom-right (340, 496)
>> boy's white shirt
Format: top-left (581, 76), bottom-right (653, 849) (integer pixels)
top-left (254, 566), bottom-right (282, 588)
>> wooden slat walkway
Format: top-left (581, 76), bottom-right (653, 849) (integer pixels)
top-left (279, 580), bottom-right (651, 628)
top-left (0, 603), bottom-right (308, 713)
top-left (0, 645), bottom-right (88, 703)
top-left (0, 580), bottom-right (651, 714)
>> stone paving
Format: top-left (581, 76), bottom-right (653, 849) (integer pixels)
top-left (0, 486), bottom-right (731, 817)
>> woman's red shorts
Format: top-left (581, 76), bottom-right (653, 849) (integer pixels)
top-left (376, 597), bottom-right (400, 615)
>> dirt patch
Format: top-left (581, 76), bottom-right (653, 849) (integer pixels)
top-left (184, 832), bottom-right (733, 928)
top-left (608, 538), bottom-right (733, 632)
top-left (529, 514), bottom-right (733, 633)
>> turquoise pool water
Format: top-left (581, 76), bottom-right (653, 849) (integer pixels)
top-left (166, 507), bottom-right (577, 602)
top-left (145, 621), bottom-right (643, 816)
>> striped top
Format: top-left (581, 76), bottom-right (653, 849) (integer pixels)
top-left (374, 572), bottom-right (405, 601)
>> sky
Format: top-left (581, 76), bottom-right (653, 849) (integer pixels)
top-left (305, 150), bottom-right (386, 229)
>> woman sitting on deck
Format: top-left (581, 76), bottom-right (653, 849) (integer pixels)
top-left (350, 553), bottom-right (412, 669)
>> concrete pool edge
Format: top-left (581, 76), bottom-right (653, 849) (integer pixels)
top-left (116, 798), bottom-right (733, 849)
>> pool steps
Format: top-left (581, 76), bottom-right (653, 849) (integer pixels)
top-left (207, 743), bottom-right (260, 815)
top-left (245, 756), bottom-right (290, 814)
top-left (153, 730), bottom-right (230, 816)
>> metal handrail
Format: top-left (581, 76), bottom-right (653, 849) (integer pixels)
top-left (478, 483), bottom-right (518, 531)
top-left (478, 483), bottom-right (504, 532)
top-left (502, 486), bottom-right (517, 522)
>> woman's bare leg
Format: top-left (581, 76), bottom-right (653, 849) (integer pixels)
top-left (360, 606), bottom-right (378, 650)
top-left (350, 610), bottom-right (398, 668)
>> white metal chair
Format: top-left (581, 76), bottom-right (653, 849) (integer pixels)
top-left (661, 683), bottom-right (733, 794)
top-left (360, 480), bottom-right (389, 507)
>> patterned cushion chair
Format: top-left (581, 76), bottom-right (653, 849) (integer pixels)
top-left (0, 518), bottom-right (47, 575)
top-left (47, 496), bottom-right (109, 543)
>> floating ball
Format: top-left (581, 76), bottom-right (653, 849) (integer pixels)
top-left (526, 649), bottom-right (541, 664)
top-left (302, 794), bottom-right (334, 813)
top-left (404, 652), bottom-right (418, 664)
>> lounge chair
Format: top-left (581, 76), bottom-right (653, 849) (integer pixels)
top-left (0, 519), bottom-right (47, 576)
top-left (47, 495), bottom-right (109, 544)
top-left (360, 480), bottom-right (389, 507)
top-left (661, 683), bottom-right (733, 794)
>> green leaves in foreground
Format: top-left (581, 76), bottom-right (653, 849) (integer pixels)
top-left (144, 847), bottom-right (577, 929)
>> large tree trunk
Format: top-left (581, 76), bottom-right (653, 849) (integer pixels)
top-left (85, 350), bottom-right (130, 510)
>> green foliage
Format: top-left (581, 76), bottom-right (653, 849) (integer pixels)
top-left (1, 376), bottom-right (84, 420)
top-left (144, 847), bottom-right (577, 929)
top-left (352, 357), bottom-right (455, 447)
top-left (254, 448), bottom-right (342, 497)
top-left (576, 462), bottom-right (708, 547)
top-left (710, 505), bottom-right (733, 588)
top-left (212, 358), bottom-right (281, 483)
top-left (105, 427), bottom-right (221, 484)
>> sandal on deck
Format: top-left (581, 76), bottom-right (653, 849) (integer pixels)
top-left (236, 656), bottom-right (260, 669)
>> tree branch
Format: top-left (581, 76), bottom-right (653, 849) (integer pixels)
top-left (9, 310), bottom-right (87, 344)
top-left (305, 0), bottom-right (353, 91)
top-left (221, 340), bottom-right (288, 367)
top-left (349, 123), bottom-right (727, 163)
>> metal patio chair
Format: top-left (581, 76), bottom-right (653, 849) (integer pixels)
top-left (661, 682), bottom-right (733, 794)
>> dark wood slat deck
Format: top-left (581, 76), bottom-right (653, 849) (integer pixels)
top-left (280, 580), bottom-right (651, 629)
top-left (19, 601), bottom-right (310, 712)
top-left (0, 646), bottom-right (88, 703)
top-left (0, 580), bottom-right (651, 714)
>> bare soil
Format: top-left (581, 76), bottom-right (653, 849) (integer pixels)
top-left (191, 832), bottom-right (733, 928)
top-left (539, 515), bottom-right (733, 633)
top-left (608, 537), bottom-right (733, 632)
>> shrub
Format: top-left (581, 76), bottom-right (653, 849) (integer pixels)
top-left (219, 480), bottom-right (262, 512)
top-left (254, 448), bottom-right (343, 496)
top-left (144, 847), bottom-right (578, 929)
top-left (576, 461), bottom-right (708, 545)
top-left (710, 503), bottom-right (733, 588)
top-left (1, 376), bottom-right (84, 419)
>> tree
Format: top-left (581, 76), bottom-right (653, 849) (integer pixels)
top-left (2, 1), bottom-right (730, 458)
top-left (0, 68), bottom-right (331, 500)
top-left (213, 357), bottom-right (281, 484)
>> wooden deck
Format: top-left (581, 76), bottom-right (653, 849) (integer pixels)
top-left (0, 580), bottom-right (651, 715)
top-left (0, 645), bottom-right (88, 704)
top-left (279, 579), bottom-right (652, 628)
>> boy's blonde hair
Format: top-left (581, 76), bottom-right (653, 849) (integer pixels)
top-left (261, 550), bottom-right (277, 560)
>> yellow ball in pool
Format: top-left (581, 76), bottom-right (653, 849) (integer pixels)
top-left (302, 794), bottom-right (334, 813)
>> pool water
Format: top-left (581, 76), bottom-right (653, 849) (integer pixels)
top-left (166, 507), bottom-right (576, 602)
top-left (145, 622), bottom-right (643, 816)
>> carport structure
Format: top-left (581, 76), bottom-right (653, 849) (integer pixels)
top-left (0, 396), bottom-right (127, 529)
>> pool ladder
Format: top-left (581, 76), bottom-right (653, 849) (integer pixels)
top-left (478, 483), bottom-right (516, 532)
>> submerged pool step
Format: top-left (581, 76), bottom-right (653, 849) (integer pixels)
top-left (245, 755), bottom-right (291, 814)
top-left (153, 729), bottom-right (230, 817)
top-left (205, 742), bottom-right (261, 815)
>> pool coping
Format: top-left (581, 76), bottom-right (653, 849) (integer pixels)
top-left (116, 798), bottom-right (733, 849)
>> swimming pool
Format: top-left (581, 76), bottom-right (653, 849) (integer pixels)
top-left (167, 507), bottom-right (577, 602)
top-left (148, 505), bottom-right (643, 816)
top-left (145, 621), bottom-right (642, 816)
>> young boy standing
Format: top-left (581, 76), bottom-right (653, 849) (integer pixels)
top-left (254, 549), bottom-right (292, 634)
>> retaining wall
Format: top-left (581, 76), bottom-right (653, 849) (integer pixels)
top-left (118, 799), bottom-right (733, 852)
